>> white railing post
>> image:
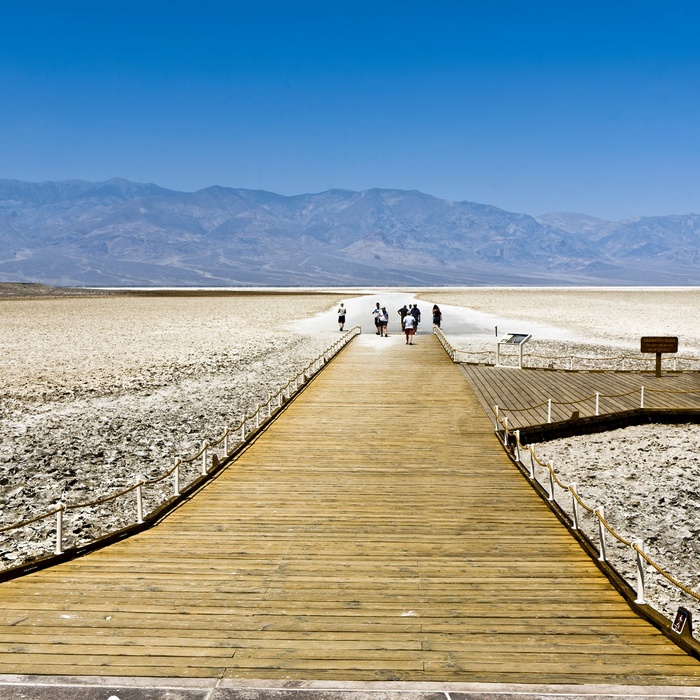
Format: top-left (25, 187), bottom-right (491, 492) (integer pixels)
top-left (640, 386), bottom-right (645, 409)
top-left (547, 462), bottom-right (555, 501)
top-left (597, 507), bottom-right (607, 561)
top-left (55, 503), bottom-right (64, 555)
top-left (514, 430), bottom-right (521, 462)
top-left (528, 446), bottom-right (536, 479)
top-left (173, 461), bottom-right (180, 497)
top-left (547, 399), bottom-right (552, 423)
top-left (503, 416), bottom-right (509, 447)
top-left (241, 415), bottom-right (246, 441)
top-left (136, 481), bottom-right (144, 524)
top-left (494, 405), bottom-right (499, 430)
top-left (635, 541), bottom-right (647, 604)
top-left (267, 395), bottom-right (272, 418)
top-left (595, 392), bottom-right (600, 416)
top-left (224, 429), bottom-right (229, 456)
top-left (570, 484), bottom-right (579, 530)
top-left (255, 406), bottom-right (260, 429)
top-left (201, 441), bottom-right (208, 475)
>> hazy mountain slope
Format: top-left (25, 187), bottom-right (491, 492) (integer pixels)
top-left (0, 178), bottom-right (697, 286)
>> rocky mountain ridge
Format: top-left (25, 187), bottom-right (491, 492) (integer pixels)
top-left (0, 177), bottom-right (697, 286)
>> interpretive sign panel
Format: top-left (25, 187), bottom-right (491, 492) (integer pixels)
top-left (496, 333), bottom-right (532, 368)
top-left (641, 336), bottom-right (678, 354)
top-left (501, 333), bottom-right (531, 345)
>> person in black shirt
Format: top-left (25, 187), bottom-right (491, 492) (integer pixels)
top-left (398, 305), bottom-right (409, 330)
top-left (410, 304), bottom-right (421, 332)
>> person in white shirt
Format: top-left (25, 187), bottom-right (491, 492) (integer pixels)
top-left (372, 302), bottom-right (382, 335)
top-left (403, 313), bottom-right (415, 344)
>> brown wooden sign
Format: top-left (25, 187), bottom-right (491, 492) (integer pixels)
top-left (640, 336), bottom-right (678, 354)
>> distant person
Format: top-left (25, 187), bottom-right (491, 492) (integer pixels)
top-left (398, 304), bottom-right (409, 330)
top-left (337, 303), bottom-right (346, 331)
top-left (432, 304), bottom-right (442, 328)
top-left (379, 307), bottom-right (389, 336)
top-left (372, 302), bottom-right (382, 335)
top-left (403, 312), bottom-right (415, 344)
top-left (411, 303), bottom-right (421, 332)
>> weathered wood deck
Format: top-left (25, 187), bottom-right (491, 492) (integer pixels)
top-left (0, 333), bottom-right (699, 683)
top-left (462, 363), bottom-right (700, 431)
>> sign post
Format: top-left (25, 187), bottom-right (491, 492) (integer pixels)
top-left (496, 333), bottom-right (532, 369)
top-left (640, 336), bottom-right (678, 378)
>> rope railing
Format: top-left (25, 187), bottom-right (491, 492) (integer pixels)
top-left (495, 410), bottom-right (700, 619)
top-left (494, 385), bottom-right (700, 424)
top-left (433, 325), bottom-right (458, 361)
top-left (0, 326), bottom-right (362, 571)
top-left (450, 344), bottom-right (700, 372)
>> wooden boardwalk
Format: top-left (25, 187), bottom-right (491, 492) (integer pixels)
top-left (462, 363), bottom-right (700, 430)
top-left (0, 333), bottom-right (699, 683)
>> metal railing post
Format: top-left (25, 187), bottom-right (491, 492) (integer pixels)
top-left (201, 441), bottom-right (208, 475)
top-left (547, 399), bottom-right (552, 423)
top-left (597, 507), bottom-right (607, 561)
top-left (55, 503), bottom-right (64, 555)
top-left (595, 392), bottom-right (600, 416)
top-left (570, 484), bottom-right (579, 530)
top-left (514, 430), bottom-right (521, 463)
top-left (640, 386), bottom-right (645, 409)
top-left (547, 462), bottom-right (555, 501)
top-left (528, 446), bottom-right (536, 479)
top-left (635, 541), bottom-right (647, 604)
top-left (136, 482), bottom-right (144, 524)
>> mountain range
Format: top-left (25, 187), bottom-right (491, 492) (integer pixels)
top-left (0, 177), bottom-right (698, 286)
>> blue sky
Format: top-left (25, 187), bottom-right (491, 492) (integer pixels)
top-left (1, 1), bottom-right (699, 219)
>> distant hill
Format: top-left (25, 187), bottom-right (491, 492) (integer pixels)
top-left (0, 177), bottom-right (698, 286)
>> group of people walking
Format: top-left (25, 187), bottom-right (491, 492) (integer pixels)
top-left (396, 303), bottom-right (420, 344)
top-left (337, 301), bottom-right (442, 342)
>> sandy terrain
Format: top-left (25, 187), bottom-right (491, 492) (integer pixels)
top-left (1, 286), bottom-right (699, 628)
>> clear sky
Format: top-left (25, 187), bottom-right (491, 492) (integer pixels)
top-left (2, 1), bottom-right (699, 220)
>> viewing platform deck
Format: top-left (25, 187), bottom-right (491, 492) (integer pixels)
top-left (0, 332), bottom-right (699, 685)
top-left (461, 362), bottom-right (700, 438)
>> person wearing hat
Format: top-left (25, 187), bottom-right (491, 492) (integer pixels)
top-left (337, 302), bottom-right (346, 331)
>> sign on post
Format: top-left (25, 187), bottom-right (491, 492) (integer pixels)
top-left (496, 333), bottom-right (532, 369)
top-left (640, 336), bottom-right (678, 377)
